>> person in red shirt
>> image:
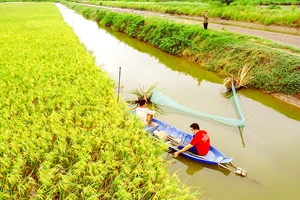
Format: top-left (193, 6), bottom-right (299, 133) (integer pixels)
top-left (174, 123), bottom-right (210, 157)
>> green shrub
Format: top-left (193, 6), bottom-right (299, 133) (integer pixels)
top-left (101, 11), bottom-right (117, 26)
top-left (290, 5), bottom-right (296, 12)
top-left (267, 4), bottom-right (282, 9)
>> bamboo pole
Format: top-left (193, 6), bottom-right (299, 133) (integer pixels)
top-left (117, 67), bottom-right (121, 103)
top-left (238, 113), bottom-right (252, 127)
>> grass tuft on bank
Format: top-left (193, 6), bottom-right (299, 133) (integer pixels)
top-left (0, 2), bottom-right (199, 199)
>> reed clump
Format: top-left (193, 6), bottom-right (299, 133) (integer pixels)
top-left (127, 83), bottom-right (164, 114)
top-left (223, 65), bottom-right (254, 90)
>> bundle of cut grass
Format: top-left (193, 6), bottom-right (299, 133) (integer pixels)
top-left (223, 65), bottom-right (254, 90)
top-left (127, 83), bottom-right (164, 114)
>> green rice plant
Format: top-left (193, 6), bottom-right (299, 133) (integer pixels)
top-left (264, 16), bottom-right (275, 25)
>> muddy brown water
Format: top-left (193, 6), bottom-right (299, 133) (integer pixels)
top-left (57, 4), bottom-right (300, 200)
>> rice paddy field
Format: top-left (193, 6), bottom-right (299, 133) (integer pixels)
top-left (0, 2), bottom-right (198, 199)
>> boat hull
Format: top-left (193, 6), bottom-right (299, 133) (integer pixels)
top-left (147, 118), bottom-right (233, 165)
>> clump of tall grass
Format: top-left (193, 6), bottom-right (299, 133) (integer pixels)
top-left (223, 65), bottom-right (254, 90)
top-left (127, 83), bottom-right (164, 114)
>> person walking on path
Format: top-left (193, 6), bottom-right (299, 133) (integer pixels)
top-left (203, 11), bottom-right (209, 30)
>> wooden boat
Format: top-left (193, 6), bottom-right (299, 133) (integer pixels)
top-left (133, 110), bottom-right (246, 176)
top-left (145, 118), bottom-right (233, 165)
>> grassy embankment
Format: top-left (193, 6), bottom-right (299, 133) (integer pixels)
top-left (76, 0), bottom-right (300, 5)
top-left (0, 2), bottom-right (199, 199)
top-left (77, 0), bottom-right (300, 27)
top-left (254, 0), bottom-right (300, 5)
top-left (0, 0), bottom-right (55, 2)
top-left (63, 2), bottom-right (300, 95)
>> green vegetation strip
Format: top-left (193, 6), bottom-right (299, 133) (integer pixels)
top-left (79, 0), bottom-right (300, 27)
top-left (0, 3), bottom-right (198, 199)
top-left (63, 2), bottom-right (300, 95)
top-left (257, 0), bottom-right (300, 5)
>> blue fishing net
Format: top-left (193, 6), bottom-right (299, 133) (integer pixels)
top-left (150, 83), bottom-right (246, 127)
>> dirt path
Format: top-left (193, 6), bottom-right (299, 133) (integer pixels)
top-left (81, 4), bottom-right (300, 108)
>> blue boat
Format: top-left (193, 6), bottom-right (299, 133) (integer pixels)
top-left (146, 118), bottom-right (233, 165)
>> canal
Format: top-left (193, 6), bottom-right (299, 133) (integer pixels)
top-left (57, 4), bottom-right (300, 200)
